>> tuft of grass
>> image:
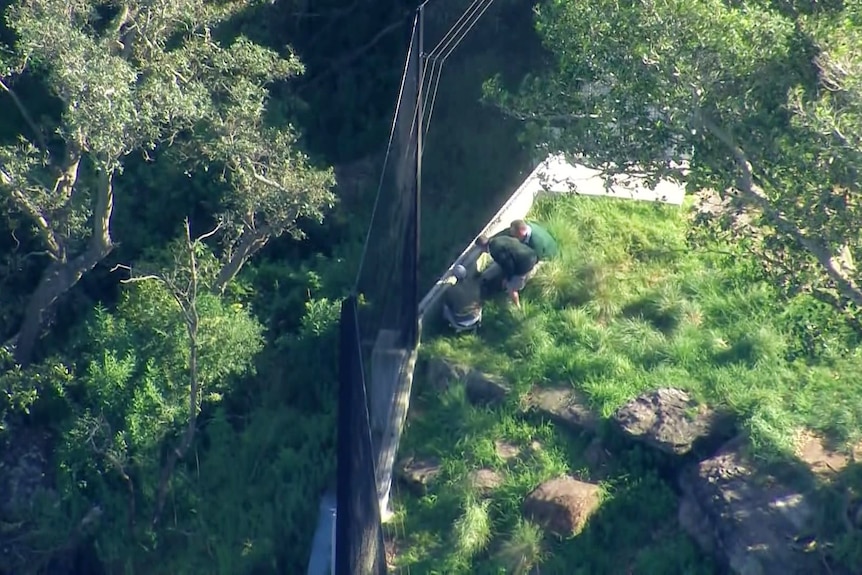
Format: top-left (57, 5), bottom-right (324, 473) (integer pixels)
top-left (393, 194), bottom-right (862, 574)
top-left (452, 498), bottom-right (493, 561)
top-left (493, 519), bottom-right (546, 575)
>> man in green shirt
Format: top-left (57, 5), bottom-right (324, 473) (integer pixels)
top-left (442, 264), bottom-right (483, 331)
top-left (510, 219), bottom-right (558, 260)
top-left (476, 234), bottom-right (538, 309)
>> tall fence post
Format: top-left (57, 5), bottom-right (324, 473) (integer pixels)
top-left (369, 5), bottom-right (425, 524)
top-left (336, 296), bottom-right (387, 575)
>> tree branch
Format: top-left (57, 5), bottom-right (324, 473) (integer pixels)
top-left (212, 224), bottom-right (271, 294)
top-left (87, 416), bottom-right (135, 532)
top-left (12, 169), bottom-right (115, 366)
top-left (697, 112), bottom-right (862, 309)
top-left (92, 169), bottom-right (114, 251)
top-left (52, 141), bottom-right (82, 203)
top-left (7, 188), bottom-right (64, 260)
top-left (0, 77), bottom-right (48, 150)
top-left (491, 106), bottom-right (601, 123)
top-left (152, 219), bottom-right (201, 527)
top-left (250, 169), bottom-right (289, 191)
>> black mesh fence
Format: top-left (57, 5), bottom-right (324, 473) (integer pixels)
top-left (354, 13), bottom-right (421, 351)
top-left (336, 296), bottom-right (386, 575)
top-left (335, 2), bottom-right (527, 573)
top-left (335, 12), bottom-right (421, 575)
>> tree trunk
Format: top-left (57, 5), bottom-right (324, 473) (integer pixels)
top-left (212, 225), bottom-right (271, 295)
top-left (153, 220), bottom-right (200, 526)
top-left (13, 172), bottom-right (115, 366)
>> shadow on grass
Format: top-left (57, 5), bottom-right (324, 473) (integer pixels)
top-left (718, 441), bottom-right (862, 575)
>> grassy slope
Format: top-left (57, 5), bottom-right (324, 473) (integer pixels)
top-left (388, 195), bottom-right (862, 574)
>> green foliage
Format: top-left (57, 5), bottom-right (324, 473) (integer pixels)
top-left (0, 0), bottom-right (335, 359)
top-left (486, 0), bottom-right (862, 316)
top-left (48, 279), bottom-right (263, 570)
top-left (0, 349), bottom-right (72, 438)
top-left (145, 295), bottom-right (341, 575)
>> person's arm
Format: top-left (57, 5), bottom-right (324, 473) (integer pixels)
top-left (508, 287), bottom-right (521, 309)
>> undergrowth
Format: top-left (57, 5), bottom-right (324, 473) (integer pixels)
top-left (388, 195), bottom-right (862, 574)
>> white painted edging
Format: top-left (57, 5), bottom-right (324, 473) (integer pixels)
top-left (417, 153), bottom-right (686, 320)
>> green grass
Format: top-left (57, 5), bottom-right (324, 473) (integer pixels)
top-left (387, 195), bottom-right (862, 574)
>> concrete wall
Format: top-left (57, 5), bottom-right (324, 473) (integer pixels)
top-left (306, 491), bottom-right (336, 575)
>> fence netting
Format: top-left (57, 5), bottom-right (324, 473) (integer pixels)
top-left (336, 2), bottom-right (513, 574)
top-left (336, 296), bottom-right (387, 575)
top-left (336, 11), bottom-right (420, 575)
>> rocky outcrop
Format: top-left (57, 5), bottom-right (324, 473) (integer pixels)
top-left (495, 439), bottom-right (521, 464)
top-left (425, 357), bottom-right (470, 391)
top-left (465, 371), bottom-right (511, 406)
top-left (613, 388), bottom-right (734, 456)
top-left (678, 438), bottom-right (825, 575)
top-left (522, 476), bottom-right (602, 537)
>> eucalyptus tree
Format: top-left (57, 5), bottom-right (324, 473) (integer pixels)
top-left (485, 0), bottom-right (862, 314)
top-left (0, 0), bottom-right (335, 365)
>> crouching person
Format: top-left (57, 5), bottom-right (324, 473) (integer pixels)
top-left (442, 264), bottom-right (483, 332)
top-left (476, 235), bottom-right (538, 310)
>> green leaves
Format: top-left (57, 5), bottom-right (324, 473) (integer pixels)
top-left (2, 0), bottom-right (336, 328)
top-left (494, 0), bottom-right (862, 315)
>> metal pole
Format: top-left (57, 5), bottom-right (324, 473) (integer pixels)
top-left (412, 5), bottom-right (424, 348)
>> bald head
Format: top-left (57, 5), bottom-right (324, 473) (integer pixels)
top-left (510, 219), bottom-right (529, 240)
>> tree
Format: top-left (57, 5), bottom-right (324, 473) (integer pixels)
top-left (484, 0), bottom-right (862, 316)
top-left (55, 228), bottom-right (263, 570)
top-left (0, 0), bottom-right (335, 366)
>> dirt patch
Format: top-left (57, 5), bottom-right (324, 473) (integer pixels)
top-left (793, 430), bottom-right (859, 479)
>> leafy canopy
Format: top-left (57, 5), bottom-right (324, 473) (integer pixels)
top-left (485, 0), bottom-right (862, 310)
top-left (0, 0), bottom-right (335, 282)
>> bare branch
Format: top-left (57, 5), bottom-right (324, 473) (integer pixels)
top-left (153, 218), bottom-right (201, 526)
top-left (86, 415), bottom-right (135, 531)
top-left (195, 221), bottom-right (222, 243)
top-left (250, 169), bottom-right (288, 191)
top-left (120, 274), bottom-right (163, 284)
top-left (7, 188), bottom-right (64, 260)
top-left (300, 18), bottom-right (407, 92)
top-left (111, 261), bottom-right (164, 284)
top-left (490, 106), bottom-right (601, 123)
